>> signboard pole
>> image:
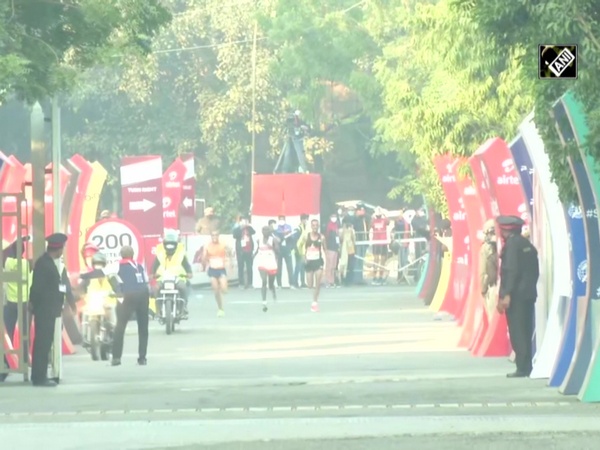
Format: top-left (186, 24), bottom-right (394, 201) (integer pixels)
top-left (51, 96), bottom-right (63, 382)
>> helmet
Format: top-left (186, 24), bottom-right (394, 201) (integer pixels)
top-left (91, 252), bottom-right (107, 265)
top-left (163, 229), bottom-right (179, 243)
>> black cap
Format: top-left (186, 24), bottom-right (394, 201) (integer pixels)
top-left (496, 215), bottom-right (524, 230)
top-left (46, 233), bottom-right (68, 249)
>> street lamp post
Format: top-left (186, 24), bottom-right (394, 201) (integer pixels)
top-left (30, 102), bottom-right (46, 261)
top-left (52, 96), bottom-right (61, 232)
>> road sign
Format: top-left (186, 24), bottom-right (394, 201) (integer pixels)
top-left (85, 218), bottom-right (145, 272)
top-left (162, 158), bottom-right (186, 231)
top-left (120, 155), bottom-right (164, 236)
top-left (179, 154), bottom-right (196, 233)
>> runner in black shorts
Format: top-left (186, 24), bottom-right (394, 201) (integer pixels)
top-left (305, 219), bottom-right (326, 312)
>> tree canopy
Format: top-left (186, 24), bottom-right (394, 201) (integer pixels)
top-left (1, 0), bottom-right (595, 216)
top-left (0, 0), bottom-right (171, 104)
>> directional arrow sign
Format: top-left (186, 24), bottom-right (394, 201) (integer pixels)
top-left (129, 199), bottom-right (156, 212)
top-left (183, 197), bottom-right (193, 209)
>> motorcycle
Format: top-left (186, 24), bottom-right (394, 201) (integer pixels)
top-left (156, 273), bottom-right (187, 335)
top-left (81, 290), bottom-right (116, 361)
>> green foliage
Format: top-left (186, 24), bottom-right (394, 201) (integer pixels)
top-left (363, 0), bottom-right (534, 213)
top-left (451, 0), bottom-right (600, 202)
top-left (0, 0), bottom-right (171, 104)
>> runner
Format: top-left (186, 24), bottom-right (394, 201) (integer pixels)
top-left (202, 231), bottom-right (228, 317)
top-left (255, 226), bottom-right (279, 312)
top-left (304, 219), bottom-right (326, 312)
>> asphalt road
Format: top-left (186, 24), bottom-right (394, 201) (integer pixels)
top-left (1, 285), bottom-right (599, 449)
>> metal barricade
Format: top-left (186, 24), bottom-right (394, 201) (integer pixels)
top-left (351, 230), bottom-right (429, 285)
top-left (1, 193), bottom-right (30, 382)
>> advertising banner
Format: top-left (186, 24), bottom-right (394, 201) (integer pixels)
top-left (550, 203), bottom-right (587, 386)
top-left (64, 155), bottom-right (93, 275)
top-left (432, 155), bottom-right (470, 318)
top-left (162, 158), bottom-right (186, 232)
top-left (509, 136), bottom-right (534, 221)
top-left (454, 175), bottom-right (486, 348)
top-left (179, 154), bottom-right (196, 234)
top-left (520, 114), bottom-right (572, 379)
top-left (120, 155), bottom-right (164, 237)
top-left (560, 160), bottom-right (599, 395)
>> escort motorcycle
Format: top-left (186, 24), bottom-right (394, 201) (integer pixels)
top-left (81, 290), bottom-right (116, 361)
top-left (156, 272), bottom-right (187, 335)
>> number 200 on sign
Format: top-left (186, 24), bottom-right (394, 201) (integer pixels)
top-left (91, 233), bottom-right (133, 250)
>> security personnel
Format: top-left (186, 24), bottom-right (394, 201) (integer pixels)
top-left (479, 219), bottom-right (498, 315)
top-left (496, 215), bottom-right (539, 378)
top-left (1, 237), bottom-right (31, 382)
top-left (29, 233), bottom-right (76, 387)
top-left (151, 230), bottom-right (192, 313)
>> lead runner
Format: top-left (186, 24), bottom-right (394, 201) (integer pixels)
top-left (304, 219), bottom-right (326, 312)
top-left (202, 231), bottom-right (228, 317)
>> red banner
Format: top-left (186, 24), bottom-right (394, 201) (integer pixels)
top-left (0, 154), bottom-right (26, 245)
top-left (143, 236), bottom-right (161, 279)
top-left (120, 155), bottom-right (164, 237)
top-left (64, 155), bottom-right (93, 276)
top-left (455, 176), bottom-right (486, 347)
top-left (468, 138), bottom-right (518, 357)
top-left (473, 138), bottom-right (530, 225)
top-left (179, 154), bottom-right (196, 234)
top-left (162, 158), bottom-right (186, 231)
top-left (433, 155), bottom-right (471, 319)
top-left (252, 174), bottom-right (322, 217)
top-left (43, 163), bottom-right (71, 235)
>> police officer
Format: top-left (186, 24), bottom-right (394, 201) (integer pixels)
top-left (496, 215), bottom-right (539, 378)
top-left (29, 233), bottom-right (76, 387)
top-left (479, 219), bottom-right (498, 314)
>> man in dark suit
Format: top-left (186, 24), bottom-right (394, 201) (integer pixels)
top-left (29, 233), bottom-right (76, 387)
top-left (496, 215), bottom-right (539, 378)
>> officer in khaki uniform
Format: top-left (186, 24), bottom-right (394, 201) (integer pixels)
top-left (496, 215), bottom-right (539, 378)
top-left (479, 219), bottom-right (498, 315)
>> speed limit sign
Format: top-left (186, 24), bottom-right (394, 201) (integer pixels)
top-left (85, 218), bottom-right (145, 270)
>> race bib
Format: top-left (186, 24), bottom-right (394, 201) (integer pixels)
top-left (242, 236), bottom-right (249, 246)
top-left (210, 257), bottom-right (225, 269)
top-left (306, 247), bottom-right (320, 261)
top-left (135, 273), bottom-right (144, 284)
top-left (335, 236), bottom-right (340, 245)
top-left (58, 284), bottom-right (66, 293)
top-left (257, 251), bottom-right (277, 271)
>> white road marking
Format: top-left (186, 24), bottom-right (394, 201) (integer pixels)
top-left (1, 401), bottom-right (574, 418)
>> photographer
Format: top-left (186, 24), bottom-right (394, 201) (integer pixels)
top-left (275, 110), bottom-right (310, 174)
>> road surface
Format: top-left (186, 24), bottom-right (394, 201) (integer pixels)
top-left (1, 286), bottom-right (599, 449)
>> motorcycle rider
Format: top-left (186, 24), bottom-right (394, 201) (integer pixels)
top-left (77, 252), bottom-right (121, 348)
top-left (151, 229), bottom-right (193, 315)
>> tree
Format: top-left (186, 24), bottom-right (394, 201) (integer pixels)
top-left (62, 0), bottom-right (288, 218)
top-left (451, 0), bottom-right (600, 202)
top-left (361, 0), bottom-right (534, 212)
top-left (0, 0), bottom-right (171, 104)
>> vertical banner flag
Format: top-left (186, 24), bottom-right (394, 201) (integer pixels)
top-left (179, 154), bottom-right (196, 234)
top-left (162, 158), bottom-right (186, 232)
top-left (433, 155), bottom-right (470, 318)
top-left (65, 155), bottom-right (93, 276)
top-left (509, 136), bottom-right (534, 220)
top-left (120, 156), bottom-right (164, 237)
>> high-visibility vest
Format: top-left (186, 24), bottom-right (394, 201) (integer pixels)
top-left (4, 257), bottom-right (30, 303)
top-left (84, 276), bottom-right (116, 313)
top-left (155, 243), bottom-right (187, 278)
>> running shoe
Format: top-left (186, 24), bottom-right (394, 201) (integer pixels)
top-left (217, 309), bottom-right (225, 318)
top-left (262, 301), bottom-right (268, 312)
top-left (311, 301), bottom-right (319, 312)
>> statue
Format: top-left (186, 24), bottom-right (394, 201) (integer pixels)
top-left (274, 110), bottom-right (310, 174)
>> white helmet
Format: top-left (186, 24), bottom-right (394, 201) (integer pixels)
top-left (163, 229), bottom-right (179, 243)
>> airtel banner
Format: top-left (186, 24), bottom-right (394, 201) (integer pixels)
top-left (162, 158), bottom-right (186, 231)
top-left (433, 155), bottom-right (471, 319)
